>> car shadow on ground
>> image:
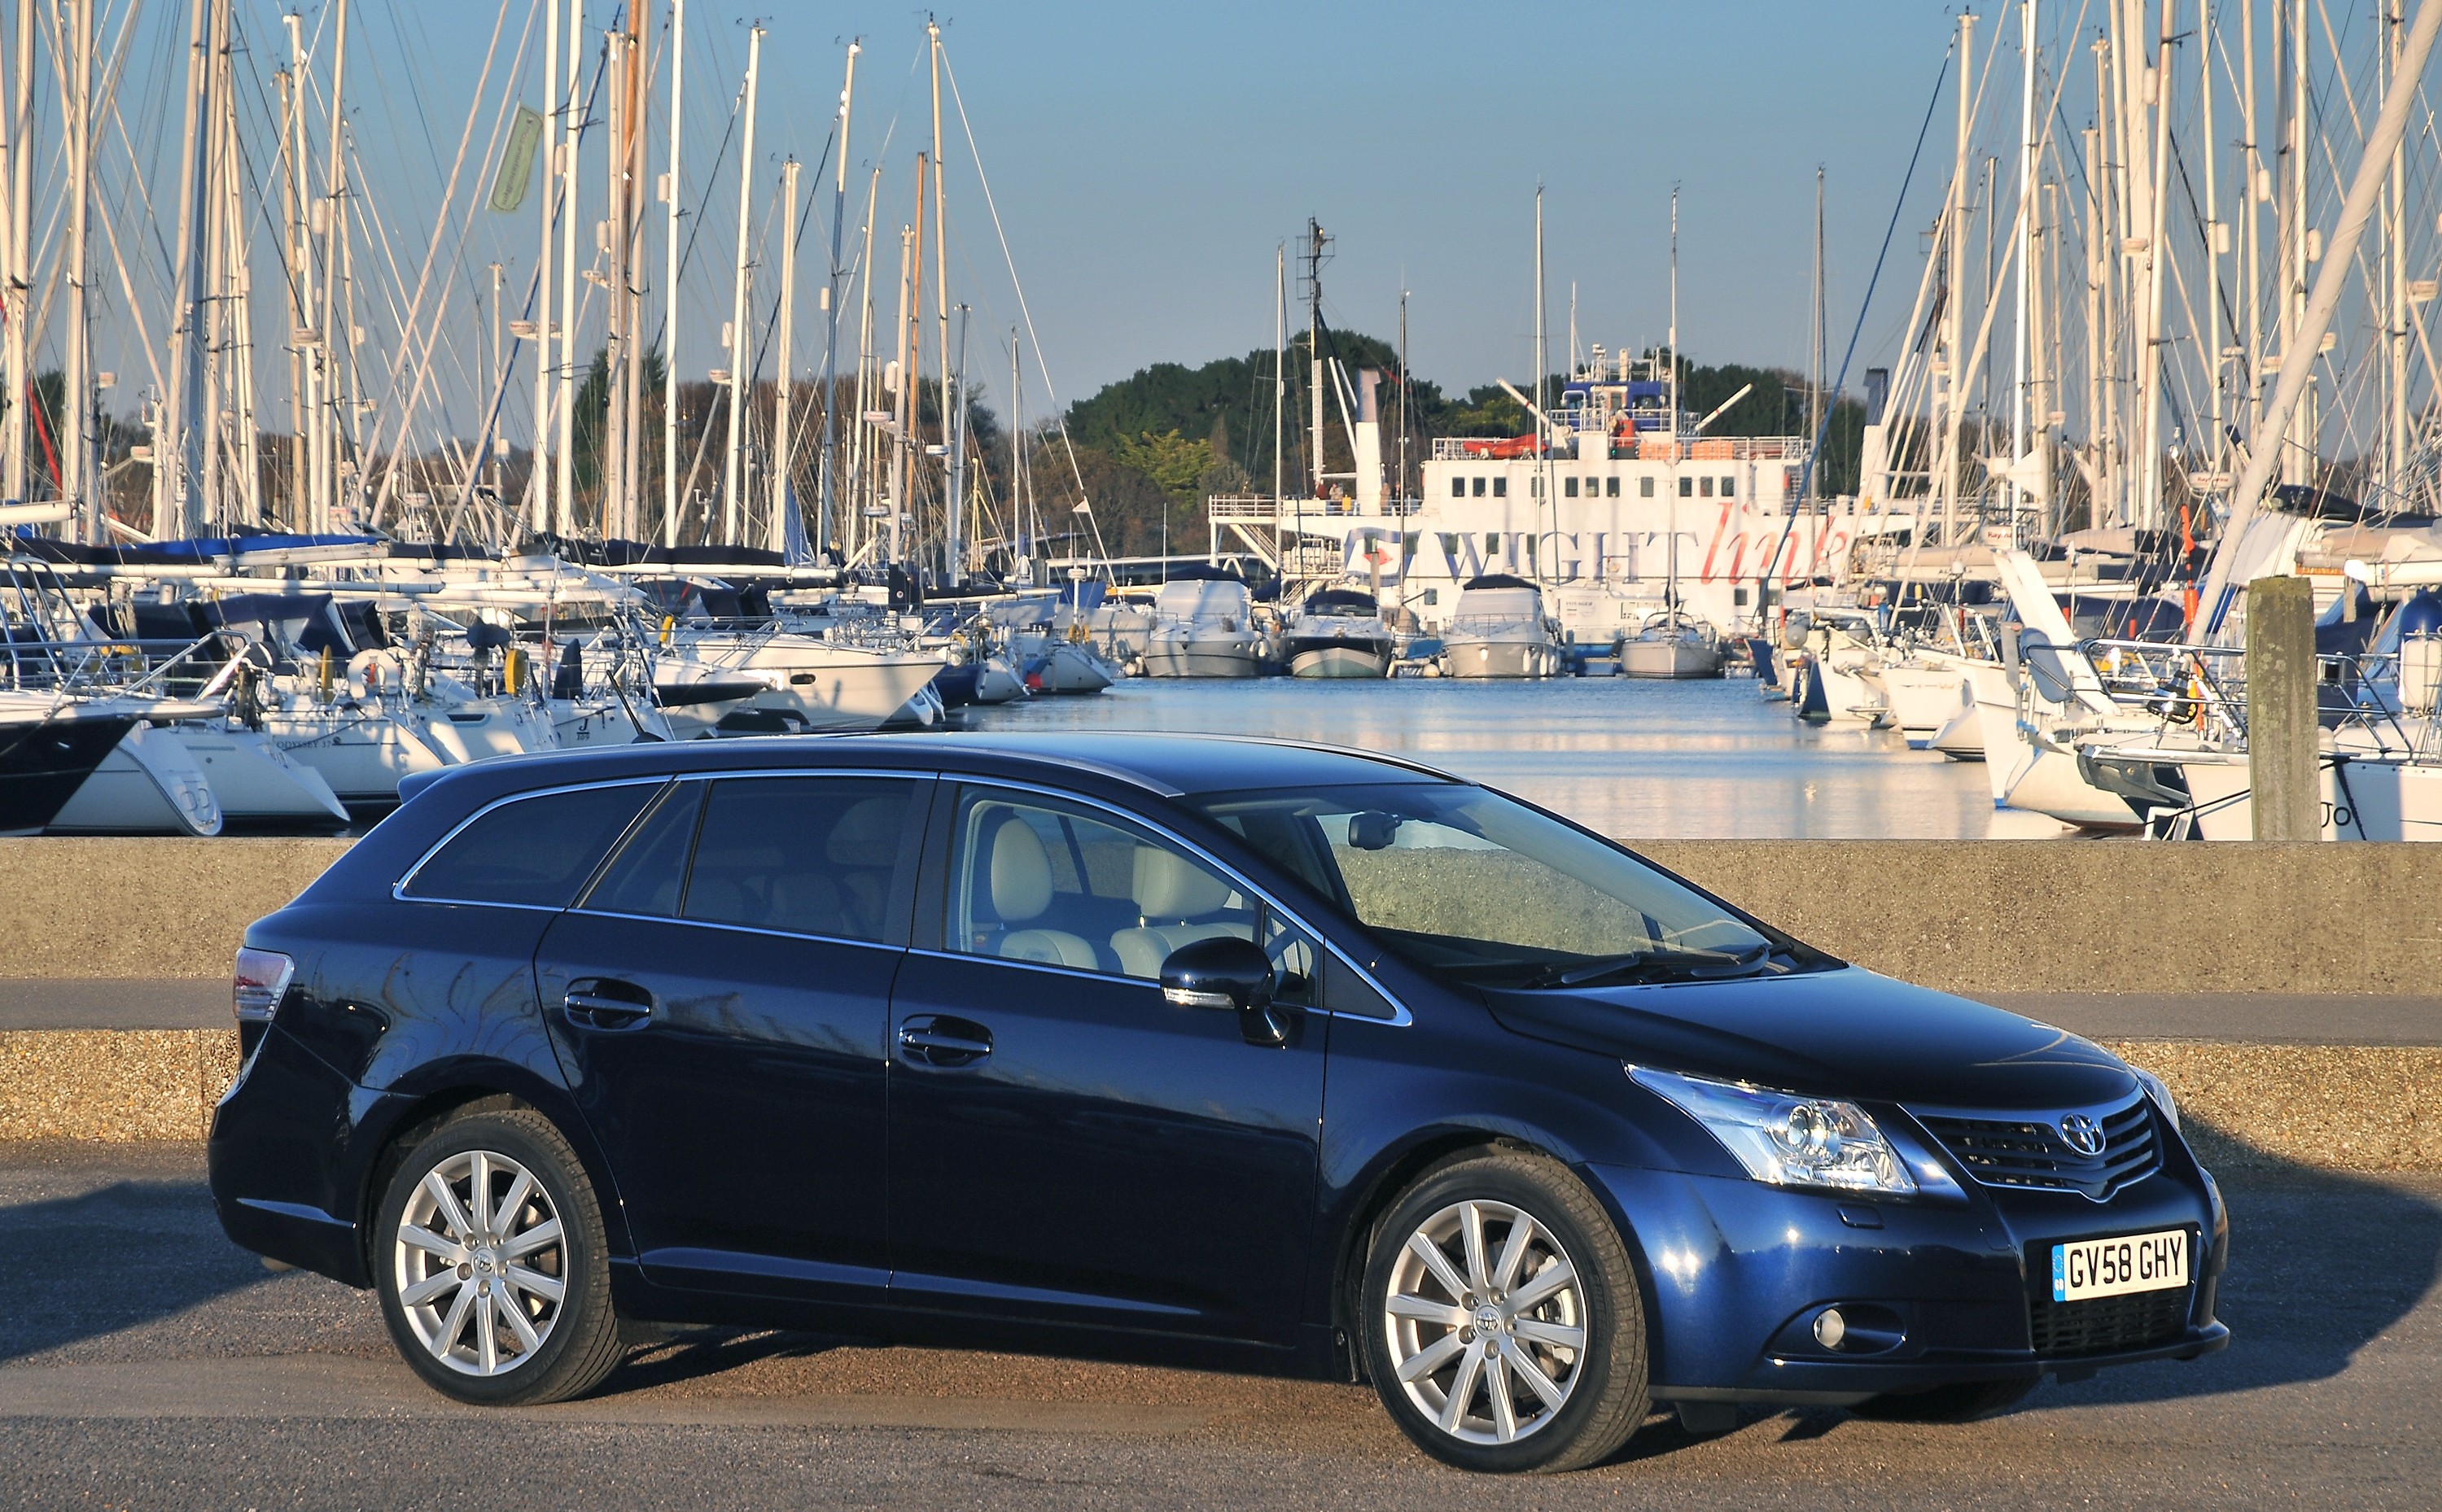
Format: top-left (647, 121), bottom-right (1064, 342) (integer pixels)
top-left (0, 1173), bottom-right (268, 1363)
top-left (598, 1326), bottom-right (860, 1393)
top-left (1598, 1116), bottom-right (2442, 1462)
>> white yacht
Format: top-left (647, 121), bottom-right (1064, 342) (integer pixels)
top-left (1280, 588), bottom-right (1394, 679)
top-left (1441, 576), bottom-right (1565, 679)
top-left (655, 627), bottom-right (946, 736)
top-left (1140, 571), bottom-right (1263, 678)
top-left (1617, 610), bottom-right (1723, 680)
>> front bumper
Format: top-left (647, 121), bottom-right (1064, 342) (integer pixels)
top-left (1587, 1160), bottom-right (2230, 1404)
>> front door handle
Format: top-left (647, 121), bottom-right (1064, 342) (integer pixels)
top-left (898, 1014), bottom-right (992, 1067)
top-left (564, 978), bottom-right (654, 1031)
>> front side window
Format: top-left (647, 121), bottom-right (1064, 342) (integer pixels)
top-left (946, 788), bottom-right (1313, 1003)
top-left (402, 782), bottom-right (659, 907)
top-left (1191, 783), bottom-right (1783, 990)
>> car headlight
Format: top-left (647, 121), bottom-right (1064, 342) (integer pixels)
top-left (1630, 1065), bottom-right (1918, 1196)
top-left (2132, 1066), bottom-right (2180, 1132)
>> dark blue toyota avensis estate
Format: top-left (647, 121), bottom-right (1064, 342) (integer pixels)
top-left (208, 732), bottom-right (2228, 1472)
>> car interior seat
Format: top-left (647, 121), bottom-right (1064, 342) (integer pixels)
top-left (982, 816), bottom-right (1100, 970)
top-left (1109, 845), bottom-right (1254, 979)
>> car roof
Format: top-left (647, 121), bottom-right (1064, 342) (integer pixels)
top-left (398, 730), bottom-right (1456, 811)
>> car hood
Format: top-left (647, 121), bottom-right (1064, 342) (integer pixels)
top-left (1483, 966), bottom-right (2136, 1110)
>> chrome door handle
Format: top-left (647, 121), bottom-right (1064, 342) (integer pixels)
top-left (898, 1015), bottom-right (991, 1067)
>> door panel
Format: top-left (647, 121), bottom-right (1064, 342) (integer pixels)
top-left (538, 775), bottom-right (925, 1300)
top-left (887, 786), bottom-right (1327, 1346)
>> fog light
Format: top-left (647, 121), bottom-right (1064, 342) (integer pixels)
top-left (1813, 1308), bottom-right (1847, 1350)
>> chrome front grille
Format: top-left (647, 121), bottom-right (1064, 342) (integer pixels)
top-left (1914, 1095), bottom-right (2160, 1200)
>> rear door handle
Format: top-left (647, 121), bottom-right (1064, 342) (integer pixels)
top-left (564, 979), bottom-right (654, 1031)
top-left (898, 1014), bottom-right (992, 1067)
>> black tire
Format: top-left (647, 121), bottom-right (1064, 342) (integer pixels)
top-left (1359, 1147), bottom-right (1649, 1473)
top-left (373, 1107), bottom-right (624, 1406)
top-left (1849, 1377), bottom-right (2037, 1422)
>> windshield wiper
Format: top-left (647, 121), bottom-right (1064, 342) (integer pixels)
top-left (1520, 942), bottom-right (1770, 990)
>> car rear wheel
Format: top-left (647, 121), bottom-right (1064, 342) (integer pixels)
top-left (1361, 1148), bottom-right (1649, 1473)
top-left (374, 1108), bottom-right (624, 1405)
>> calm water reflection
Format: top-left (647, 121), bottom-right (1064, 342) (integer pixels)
top-left (957, 676), bottom-right (2067, 841)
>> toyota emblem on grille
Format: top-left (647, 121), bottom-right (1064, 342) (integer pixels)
top-left (2058, 1114), bottom-right (2106, 1158)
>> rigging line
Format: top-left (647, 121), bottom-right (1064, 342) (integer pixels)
top-left (938, 44), bottom-right (1107, 570)
top-left (641, 50), bottom-right (747, 362)
top-left (1756, 33), bottom-right (1952, 595)
top-left (370, 0), bottom-right (524, 510)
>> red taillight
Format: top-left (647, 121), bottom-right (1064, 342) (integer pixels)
top-left (233, 947), bottom-right (295, 1024)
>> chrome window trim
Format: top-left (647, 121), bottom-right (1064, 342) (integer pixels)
top-left (395, 767), bottom-right (926, 910)
top-left (939, 776), bottom-right (1414, 1028)
top-left (392, 775), bottom-right (672, 907)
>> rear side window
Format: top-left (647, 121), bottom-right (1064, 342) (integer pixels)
top-left (401, 782), bottom-right (660, 907)
top-left (680, 776), bottom-right (917, 942)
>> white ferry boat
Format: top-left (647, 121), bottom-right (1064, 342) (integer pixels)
top-left (1218, 351), bottom-right (1860, 646)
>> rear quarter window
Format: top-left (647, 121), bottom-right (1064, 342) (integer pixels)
top-left (400, 782), bottom-right (662, 907)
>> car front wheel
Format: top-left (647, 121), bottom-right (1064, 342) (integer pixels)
top-left (1361, 1148), bottom-right (1650, 1473)
top-left (373, 1107), bottom-right (624, 1405)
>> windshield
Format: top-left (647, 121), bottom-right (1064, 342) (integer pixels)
top-left (1188, 782), bottom-right (1783, 988)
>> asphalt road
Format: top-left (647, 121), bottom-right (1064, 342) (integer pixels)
top-left (2, 1141), bottom-right (2437, 1510)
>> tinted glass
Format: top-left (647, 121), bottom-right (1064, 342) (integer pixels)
top-left (581, 780), bottom-right (705, 917)
top-left (402, 782), bottom-right (659, 907)
top-left (681, 776), bottom-right (914, 942)
top-left (948, 788), bottom-right (1258, 981)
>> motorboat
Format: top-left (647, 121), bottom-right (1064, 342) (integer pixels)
top-left (1616, 610), bottom-right (1723, 680)
top-left (1140, 570), bottom-right (1263, 678)
top-left (0, 693), bottom-right (144, 836)
top-left (1440, 575), bottom-right (1565, 679)
top-left (655, 627), bottom-right (946, 736)
top-left (1280, 587), bottom-right (1394, 679)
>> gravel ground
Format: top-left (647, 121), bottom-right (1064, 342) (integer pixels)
top-left (2, 1141), bottom-right (2437, 1510)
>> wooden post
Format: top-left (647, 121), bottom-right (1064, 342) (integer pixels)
top-left (2247, 575), bottom-right (2318, 841)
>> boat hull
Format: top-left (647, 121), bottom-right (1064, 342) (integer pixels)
top-left (1140, 639), bottom-right (1260, 678)
top-left (1442, 637), bottom-right (1564, 679)
top-left (1617, 638), bottom-right (1723, 680)
top-left (49, 723), bottom-right (224, 837)
top-left (0, 709), bottom-right (139, 835)
top-left (1286, 642), bottom-right (1392, 679)
top-left (175, 726), bottom-right (351, 830)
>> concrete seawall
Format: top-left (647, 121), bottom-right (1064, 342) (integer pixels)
top-left (2, 836), bottom-right (2432, 994)
top-left (1, 837), bottom-right (2433, 1168)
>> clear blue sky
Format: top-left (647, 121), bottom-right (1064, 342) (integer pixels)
top-left (313, 1), bottom-right (1968, 413)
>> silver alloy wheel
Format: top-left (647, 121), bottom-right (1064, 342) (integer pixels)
top-left (1383, 1199), bottom-right (1586, 1444)
top-left (392, 1148), bottom-right (567, 1377)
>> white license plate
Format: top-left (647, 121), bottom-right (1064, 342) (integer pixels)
top-left (2051, 1229), bottom-right (2189, 1302)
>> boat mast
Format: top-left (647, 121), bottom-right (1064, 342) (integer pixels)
top-left (818, 41), bottom-right (856, 562)
top-left (531, 0), bottom-right (558, 535)
top-left (1667, 186), bottom-right (1678, 607)
top-left (1938, 11), bottom-right (1971, 544)
top-left (2138, 0), bottom-right (2174, 532)
top-left (659, 0), bottom-right (684, 546)
top-left (2240, 0), bottom-right (2262, 446)
top-left (1534, 181), bottom-right (1547, 581)
top-left (1273, 242), bottom-right (1284, 513)
top-left (769, 155), bottom-right (798, 553)
top-left (167, 0), bottom-right (211, 540)
top-left (847, 165), bottom-right (877, 565)
top-left (1307, 218), bottom-right (1324, 500)
top-left (2009, 0), bottom-right (2036, 533)
top-left (2387, 0), bottom-right (2409, 500)
top-left (720, 22), bottom-right (762, 547)
top-left (930, 21), bottom-right (956, 586)
top-left (63, 0), bottom-right (91, 539)
top-left (554, 0), bottom-right (581, 538)
top-left (1, 0), bottom-right (28, 506)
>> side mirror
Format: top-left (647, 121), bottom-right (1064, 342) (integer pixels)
top-left (1160, 936), bottom-right (1289, 1047)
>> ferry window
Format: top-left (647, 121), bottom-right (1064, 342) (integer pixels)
top-left (1530, 477), bottom-right (1541, 497)
top-left (1451, 476), bottom-right (1465, 499)
top-left (1494, 477), bottom-right (1508, 498)
top-left (1471, 476), bottom-right (1486, 497)
top-left (1606, 477), bottom-right (1620, 498)
top-left (1678, 477), bottom-right (1693, 498)
top-left (1564, 477), bottom-right (1578, 499)
top-left (1422, 588), bottom-right (1438, 605)
top-left (1640, 477), bottom-right (1655, 498)
top-left (1700, 477), bottom-right (1714, 498)
top-left (403, 783), bottom-right (660, 907)
top-left (1721, 476), bottom-right (1736, 498)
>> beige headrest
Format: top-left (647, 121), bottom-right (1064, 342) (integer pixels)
top-left (826, 796), bottom-right (902, 864)
top-left (1131, 845), bottom-right (1232, 920)
top-left (987, 817), bottom-right (1053, 922)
